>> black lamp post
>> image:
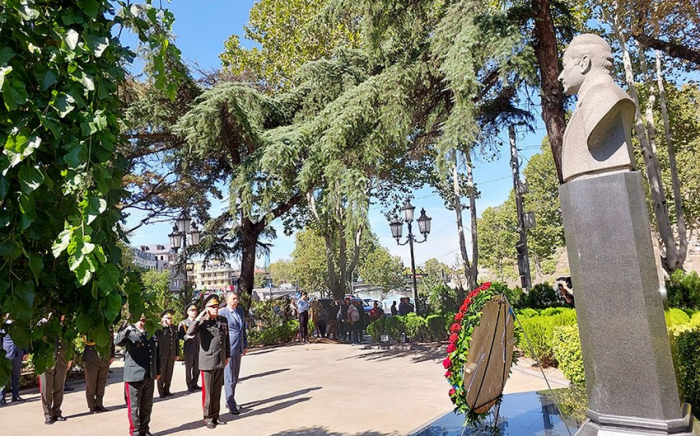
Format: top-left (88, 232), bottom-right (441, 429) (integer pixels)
top-left (168, 213), bottom-right (200, 291)
top-left (389, 200), bottom-right (432, 313)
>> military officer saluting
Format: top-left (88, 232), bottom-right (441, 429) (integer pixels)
top-left (156, 309), bottom-right (179, 398)
top-left (187, 295), bottom-right (230, 429)
top-left (82, 330), bottom-right (115, 413)
top-left (115, 315), bottom-right (160, 436)
top-left (178, 303), bottom-right (200, 392)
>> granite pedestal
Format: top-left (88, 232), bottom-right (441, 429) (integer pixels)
top-left (560, 171), bottom-right (700, 436)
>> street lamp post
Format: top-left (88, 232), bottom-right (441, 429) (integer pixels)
top-left (389, 200), bottom-right (432, 313)
top-left (168, 213), bottom-right (200, 291)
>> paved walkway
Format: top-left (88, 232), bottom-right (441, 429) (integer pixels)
top-left (0, 342), bottom-right (568, 436)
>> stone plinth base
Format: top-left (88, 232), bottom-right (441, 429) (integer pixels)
top-left (576, 404), bottom-right (700, 436)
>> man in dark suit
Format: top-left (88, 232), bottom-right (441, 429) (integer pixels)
top-left (82, 330), bottom-right (115, 413)
top-left (115, 315), bottom-right (160, 436)
top-left (39, 325), bottom-right (73, 425)
top-left (220, 291), bottom-right (248, 415)
top-left (156, 309), bottom-right (179, 398)
top-left (187, 294), bottom-right (230, 429)
top-left (0, 317), bottom-right (28, 406)
top-left (178, 303), bottom-right (200, 392)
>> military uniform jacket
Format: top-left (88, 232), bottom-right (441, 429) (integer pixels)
top-left (156, 324), bottom-right (179, 360)
top-left (186, 316), bottom-right (230, 371)
top-left (115, 326), bottom-right (160, 382)
top-left (178, 319), bottom-right (199, 356)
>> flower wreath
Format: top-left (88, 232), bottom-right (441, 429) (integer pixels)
top-left (443, 282), bottom-right (513, 423)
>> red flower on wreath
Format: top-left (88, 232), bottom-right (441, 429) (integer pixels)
top-left (442, 357), bottom-right (452, 369)
top-left (449, 388), bottom-right (456, 396)
top-left (450, 323), bottom-right (461, 333)
top-left (445, 370), bottom-right (452, 378)
top-left (454, 312), bottom-right (464, 321)
top-left (446, 343), bottom-right (457, 353)
top-left (449, 333), bottom-right (458, 343)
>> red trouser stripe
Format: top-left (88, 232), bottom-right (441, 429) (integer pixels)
top-left (37, 376), bottom-right (42, 414)
top-left (201, 371), bottom-right (206, 409)
top-left (125, 383), bottom-right (135, 436)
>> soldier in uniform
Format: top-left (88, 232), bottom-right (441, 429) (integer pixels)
top-left (82, 330), bottom-right (115, 413)
top-left (187, 295), bottom-right (230, 429)
top-left (178, 303), bottom-right (200, 392)
top-left (115, 315), bottom-right (160, 436)
top-left (39, 328), bottom-right (73, 425)
top-left (0, 316), bottom-right (28, 406)
top-left (156, 309), bottom-right (179, 398)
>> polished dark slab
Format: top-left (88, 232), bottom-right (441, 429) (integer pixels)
top-left (410, 390), bottom-right (583, 436)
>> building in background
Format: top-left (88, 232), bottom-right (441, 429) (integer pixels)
top-left (193, 260), bottom-right (238, 292)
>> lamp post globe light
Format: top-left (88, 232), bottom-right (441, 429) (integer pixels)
top-left (168, 213), bottom-right (200, 292)
top-left (389, 200), bottom-right (432, 313)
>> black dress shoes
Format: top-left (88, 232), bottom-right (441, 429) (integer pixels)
top-left (229, 405), bottom-right (240, 415)
top-left (64, 385), bottom-right (74, 392)
top-left (12, 396), bottom-right (25, 402)
top-left (165, 392), bottom-right (175, 397)
top-left (0, 397), bottom-right (6, 406)
top-left (214, 419), bottom-right (226, 425)
top-left (55, 415), bottom-right (67, 421)
top-left (206, 422), bottom-right (216, 429)
top-left (97, 406), bottom-right (109, 412)
top-left (89, 408), bottom-right (98, 414)
top-left (45, 417), bottom-right (55, 425)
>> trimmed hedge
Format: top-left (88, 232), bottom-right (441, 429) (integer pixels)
top-left (669, 325), bottom-right (700, 414)
top-left (666, 308), bottom-right (691, 327)
top-left (248, 320), bottom-right (299, 347)
top-left (366, 313), bottom-right (451, 343)
top-left (516, 308), bottom-right (577, 367)
top-left (551, 325), bottom-right (585, 386)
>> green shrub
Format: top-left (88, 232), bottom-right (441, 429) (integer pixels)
top-left (541, 307), bottom-right (566, 317)
top-left (669, 325), bottom-right (700, 415)
top-left (367, 317), bottom-right (385, 343)
top-left (666, 308), bottom-right (691, 327)
top-left (516, 308), bottom-right (539, 319)
top-left (523, 283), bottom-right (560, 309)
top-left (426, 314), bottom-right (449, 341)
top-left (690, 312), bottom-right (700, 327)
top-left (489, 282), bottom-right (525, 309)
top-left (667, 270), bottom-right (700, 310)
top-left (403, 313), bottom-right (428, 342)
top-left (518, 309), bottom-right (577, 366)
top-left (552, 325), bottom-right (585, 386)
top-left (248, 320), bottom-right (299, 347)
top-left (383, 316), bottom-right (404, 342)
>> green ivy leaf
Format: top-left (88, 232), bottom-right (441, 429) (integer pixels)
top-left (102, 291), bottom-right (122, 324)
top-left (74, 259), bottom-right (92, 285)
top-left (18, 164), bottom-right (45, 193)
top-left (51, 92), bottom-right (76, 118)
top-left (79, 0), bottom-right (100, 19)
top-left (63, 29), bottom-right (80, 51)
top-left (2, 80), bottom-right (29, 111)
top-left (28, 253), bottom-right (44, 284)
top-left (52, 228), bottom-right (73, 258)
top-left (86, 196), bottom-right (107, 224)
top-left (0, 66), bottom-right (12, 89)
top-left (85, 34), bottom-right (109, 57)
top-left (62, 140), bottom-right (84, 168)
top-left (0, 48), bottom-right (15, 66)
top-left (97, 264), bottom-right (120, 293)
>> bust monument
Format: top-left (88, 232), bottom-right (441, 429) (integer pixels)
top-left (558, 34), bottom-right (636, 182)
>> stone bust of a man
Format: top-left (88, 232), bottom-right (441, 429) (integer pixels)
top-left (558, 34), bottom-right (636, 182)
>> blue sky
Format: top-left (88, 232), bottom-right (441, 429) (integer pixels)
top-left (126, 0), bottom-right (546, 269)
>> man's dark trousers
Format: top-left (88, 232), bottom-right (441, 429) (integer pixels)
top-left (85, 360), bottom-right (110, 409)
top-left (202, 369), bottom-right (224, 424)
top-left (0, 354), bottom-right (23, 400)
top-left (125, 379), bottom-right (155, 436)
top-left (184, 350), bottom-right (198, 390)
top-left (39, 360), bottom-right (68, 419)
top-left (224, 352), bottom-right (242, 410)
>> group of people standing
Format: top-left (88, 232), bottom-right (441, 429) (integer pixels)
top-left (118, 291), bottom-right (248, 435)
top-left (0, 290), bottom-right (249, 436)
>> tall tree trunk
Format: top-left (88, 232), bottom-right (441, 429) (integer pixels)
top-left (453, 152), bottom-right (478, 290)
top-left (532, 0), bottom-right (567, 183)
top-left (609, 8), bottom-right (684, 273)
top-left (655, 50), bottom-right (688, 269)
top-left (237, 217), bottom-right (262, 296)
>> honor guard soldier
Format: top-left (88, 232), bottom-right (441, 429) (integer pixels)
top-left (38, 316), bottom-right (73, 425)
top-left (115, 315), bottom-right (160, 436)
top-left (82, 329), bottom-right (115, 413)
top-left (187, 295), bottom-right (230, 429)
top-left (156, 309), bottom-right (179, 398)
top-left (178, 303), bottom-right (200, 392)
